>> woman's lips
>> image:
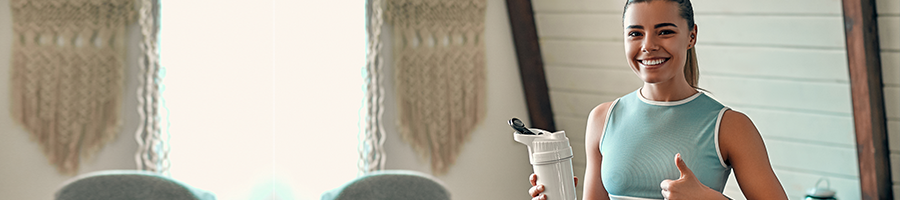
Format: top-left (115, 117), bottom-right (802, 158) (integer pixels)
top-left (638, 58), bottom-right (670, 68)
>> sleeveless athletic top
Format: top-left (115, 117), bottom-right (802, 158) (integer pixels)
top-left (600, 89), bottom-right (731, 200)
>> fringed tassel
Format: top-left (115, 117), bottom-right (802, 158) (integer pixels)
top-left (387, 0), bottom-right (486, 175)
top-left (10, 0), bottom-right (134, 175)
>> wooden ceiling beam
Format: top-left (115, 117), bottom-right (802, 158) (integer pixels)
top-left (505, 0), bottom-right (556, 131)
top-left (841, 0), bottom-right (892, 199)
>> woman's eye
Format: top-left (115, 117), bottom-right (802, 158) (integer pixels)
top-left (628, 32), bottom-right (643, 37)
top-left (659, 30), bottom-right (675, 35)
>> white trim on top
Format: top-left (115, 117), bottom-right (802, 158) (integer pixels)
top-left (637, 88), bottom-right (703, 106)
top-left (598, 98), bottom-right (621, 153)
top-left (715, 107), bottom-right (731, 169)
top-left (608, 194), bottom-right (663, 200)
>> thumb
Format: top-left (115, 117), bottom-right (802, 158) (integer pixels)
top-left (675, 153), bottom-right (695, 179)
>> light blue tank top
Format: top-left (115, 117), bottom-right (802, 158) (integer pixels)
top-left (600, 89), bottom-right (731, 200)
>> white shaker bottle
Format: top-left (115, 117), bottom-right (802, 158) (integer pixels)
top-left (510, 118), bottom-right (577, 200)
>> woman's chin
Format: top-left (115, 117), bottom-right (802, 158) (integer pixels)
top-left (638, 75), bottom-right (672, 84)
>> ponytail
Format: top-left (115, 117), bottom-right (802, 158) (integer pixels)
top-left (684, 47), bottom-right (698, 88)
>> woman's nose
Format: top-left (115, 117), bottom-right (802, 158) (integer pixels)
top-left (641, 37), bottom-right (659, 52)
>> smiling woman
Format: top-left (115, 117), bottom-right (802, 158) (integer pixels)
top-left (526, 0), bottom-right (877, 199)
top-left (527, 1), bottom-right (789, 200)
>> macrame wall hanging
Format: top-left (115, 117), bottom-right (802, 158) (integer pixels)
top-left (386, 0), bottom-right (486, 175)
top-left (9, 0), bottom-right (134, 175)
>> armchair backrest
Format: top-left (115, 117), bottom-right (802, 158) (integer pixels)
top-left (56, 170), bottom-right (215, 200)
top-left (321, 170), bottom-right (451, 200)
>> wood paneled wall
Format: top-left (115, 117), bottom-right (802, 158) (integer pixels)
top-left (532, 1), bottom-right (634, 197)
top-left (528, 0), bottom-right (896, 199)
top-left (877, 0), bottom-right (900, 198)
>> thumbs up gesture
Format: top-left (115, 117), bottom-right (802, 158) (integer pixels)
top-left (659, 153), bottom-right (725, 200)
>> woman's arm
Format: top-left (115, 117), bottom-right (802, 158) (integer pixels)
top-left (582, 102), bottom-right (613, 200)
top-left (719, 110), bottom-right (788, 200)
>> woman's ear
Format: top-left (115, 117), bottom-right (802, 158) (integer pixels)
top-left (688, 24), bottom-right (698, 49)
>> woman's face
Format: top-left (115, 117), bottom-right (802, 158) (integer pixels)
top-left (623, 1), bottom-right (696, 85)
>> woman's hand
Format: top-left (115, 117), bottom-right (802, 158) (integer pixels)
top-left (659, 153), bottom-right (726, 200)
top-left (528, 173), bottom-right (578, 200)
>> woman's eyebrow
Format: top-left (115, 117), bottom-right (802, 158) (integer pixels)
top-left (655, 23), bottom-right (677, 28)
top-left (626, 23), bottom-right (677, 29)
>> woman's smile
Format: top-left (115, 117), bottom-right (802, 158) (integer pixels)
top-left (637, 57), bottom-right (670, 68)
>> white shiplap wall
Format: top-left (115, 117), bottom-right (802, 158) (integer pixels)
top-left (532, 0), bottom-right (869, 199)
top-left (533, 1), bottom-right (635, 198)
top-left (878, 0), bottom-right (900, 199)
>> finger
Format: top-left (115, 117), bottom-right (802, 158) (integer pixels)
top-left (661, 189), bottom-right (670, 199)
top-left (529, 185), bottom-right (545, 197)
top-left (530, 173), bottom-right (538, 186)
top-left (574, 176), bottom-right (579, 187)
top-left (660, 179), bottom-right (673, 191)
top-left (674, 153), bottom-right (695, 179)
top-left (531, 194), bottom-right (547, 200)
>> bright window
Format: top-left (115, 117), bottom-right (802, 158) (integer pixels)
top-left (160, 1), bottom-right (363, 199)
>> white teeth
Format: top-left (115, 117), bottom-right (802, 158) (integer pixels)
top-left (641, 58), bottom-right (666, 66)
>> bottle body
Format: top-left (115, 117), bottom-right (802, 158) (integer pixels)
top-left (533, 156), bottom-right (577, 200)
top-left (515, 129), bottom-right (577, 200)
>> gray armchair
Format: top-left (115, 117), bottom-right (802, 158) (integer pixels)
top-left (55, 170), bottom-right (215, 200)
top-left (321, 170), bottom-right (451, 200)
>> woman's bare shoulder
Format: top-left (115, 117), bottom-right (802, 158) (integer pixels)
top-left (720, 109), bottom-right (756, 134)
top-left (589, 101), bottom-right (616, 119)
top-left (719, 109), bottom-right (763, 163)
top-left (585, 101), bottom-right (616, 140)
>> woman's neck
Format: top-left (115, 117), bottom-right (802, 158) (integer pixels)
top-left (640, 81), bottom-right (698, 102)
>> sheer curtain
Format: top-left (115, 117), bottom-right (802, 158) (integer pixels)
top-left (135, 0), bottom-right (167, 174)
